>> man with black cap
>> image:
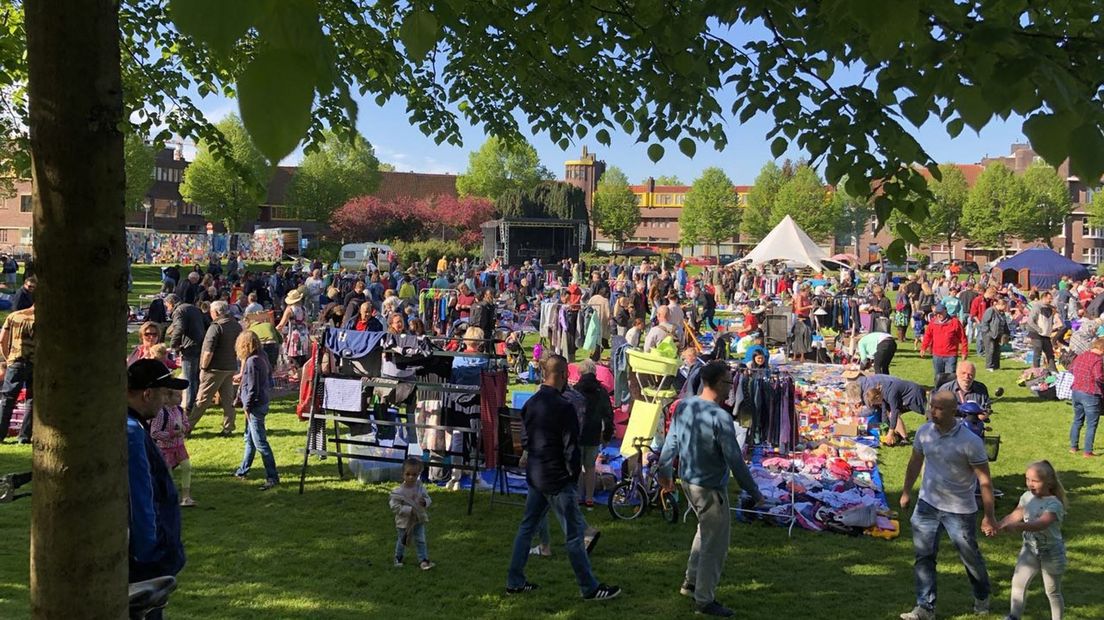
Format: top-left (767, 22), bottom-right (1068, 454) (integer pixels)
top-left (127, 359), bottom-right (188, 593)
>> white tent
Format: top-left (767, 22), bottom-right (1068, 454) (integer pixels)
top-left (729, 215), bottom-right (829, 271)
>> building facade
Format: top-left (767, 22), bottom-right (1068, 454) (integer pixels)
top-left (854, 143), bottom-right (1100, 267)
top-left (0, 147), bottom-right (459, 253)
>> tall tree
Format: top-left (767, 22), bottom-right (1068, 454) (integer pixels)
top-left (178, 115), bottom-right (270, 232)
top-left (832, 178), bottom-right (874, 255)
top-left (962, 163), bottom-right (1027, 249)
top-left (456, 136), bottom-right (552, 200)
top-left (679, 167), bottom-right (739, 256)
top-left (123, 131), bottom-right (156, 212)
top-left (1088, 187), bottom-right (1104, 228)
top-left (888, 164), bottom-right (969, 257)
top-left (496, 181), bottom-right (588, 222)
top-left (284, 129), bottom-right (383, 222)
top-left (744, 161), bottom-right (785, 241)
top-left (772, 165), bottom-right (839, 241)
top-left (1015, 162), bottom-right (1071, 245)
top-left (25, 0), bottom-right (129, 615)
top-left (653, 174), bottom-right (682, 185)
top-left (592, 166), bottom-right (640, 247)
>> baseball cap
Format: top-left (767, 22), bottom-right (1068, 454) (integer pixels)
top-left (933, 303), bottom-right (947, 313)
top-left (128, 359), bottom-right (189, 390)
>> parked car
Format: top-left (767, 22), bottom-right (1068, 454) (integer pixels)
top-left (718, 253), bottom-right (738, 265)
top-left (864, 259), bottom-right (920, 272)
top-left (930, 259), bottom-right (981, 274)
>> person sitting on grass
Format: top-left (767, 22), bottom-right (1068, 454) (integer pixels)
top-left (389, 457), bottom-right (434, 571)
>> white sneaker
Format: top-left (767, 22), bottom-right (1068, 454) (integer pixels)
top-left (473, 476), bottom-right (493, 491)
top-left (973, 597), bottom-right (990, 614)
top-left (900, 606), bottom-right (935, 620)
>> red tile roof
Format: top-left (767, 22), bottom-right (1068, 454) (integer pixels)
top-left (375, 171), bottom-right (458, 202)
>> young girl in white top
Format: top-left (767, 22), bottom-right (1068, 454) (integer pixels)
top-left (998, 460), bottom-right (1067, 620)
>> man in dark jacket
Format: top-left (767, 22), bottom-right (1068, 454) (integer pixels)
top-left (165, 294), bottom-right (206, 415)
top-left (11, 275), bottom-right (35, 311)
top-left (126, 359), bottom-right (188, 589)
top-left (173, 271), bottom-right (201, 305)
top-left (187, 300), bottom-right (243, 436)
top-left (506, 355), bottom-right (621, 601)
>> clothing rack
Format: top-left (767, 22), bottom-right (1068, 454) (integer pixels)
top-left (298, 327), bottom-right (508, 515)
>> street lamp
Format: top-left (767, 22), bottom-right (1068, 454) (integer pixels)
top-left (143, 200), bottom-right (152, 229)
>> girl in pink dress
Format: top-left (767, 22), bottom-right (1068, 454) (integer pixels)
top-left (149, 389), bottom-right (195, 507)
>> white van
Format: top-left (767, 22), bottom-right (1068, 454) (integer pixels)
top-left (340, 242), bottom-right (394, 272)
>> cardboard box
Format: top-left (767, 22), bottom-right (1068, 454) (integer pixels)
top-left (833, 422), bottom-right (860, 437)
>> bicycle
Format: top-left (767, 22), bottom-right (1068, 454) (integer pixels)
top-left (607, 436), bottom-right (680, 523)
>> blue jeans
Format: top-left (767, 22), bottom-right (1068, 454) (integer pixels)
top-left (507, 484), bottom-right (599, 596)
top-left (395, 524), bottom-right (428, 563)
top-left (180, 355), bottom-right (200, 414)
top-left (910, 499), bottom-right (990, 611)
top-left (0, 360), bottom-right (32, 441)
top-left (1070, 390), bottom-right (1101, 453)
top-left (932, 355), bottom-right (958, 384)
top-left (235, 406), bottom-right (278, 481)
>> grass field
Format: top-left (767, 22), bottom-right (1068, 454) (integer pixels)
top-left (1, 266), bottom-right (1102, 619)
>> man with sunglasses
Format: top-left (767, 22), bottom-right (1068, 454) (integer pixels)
top-left (127, 359), bottom-right (189, 603)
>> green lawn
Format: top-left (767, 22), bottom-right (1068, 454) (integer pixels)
top-left (1, 269), bottom-right (1102, 619)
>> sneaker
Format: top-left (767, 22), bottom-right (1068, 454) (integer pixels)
top-left (420, 560), bottom-right (435, 571)
top-left (473, 476), bottom-right (493, 491)
top-left (679, 581), bottom-right (696, 597)
top-left (1085, 452), bottom-right (1097, 458)
top-left (394, 558), bottom-right (403, 567)
top-left (0, 474), bottom-right (13, 503)
top-left (260, 479), bottom-right (279, 491)
top-left (695, 601), bottom-right (734, 617)
top-left (900, 605), bottom-right (935, 620)
top-left (583, 583), bottom-right (621, 601)
top-left (973, 596), bottom-right (990, 614)
top-left (505, 582), bottom-right (539, 595)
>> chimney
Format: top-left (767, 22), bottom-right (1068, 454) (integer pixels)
top-left (647, 176), bottom-right (656, 193)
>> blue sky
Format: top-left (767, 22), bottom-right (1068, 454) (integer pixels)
top-left (190, 78), bottom-right (1029, 186)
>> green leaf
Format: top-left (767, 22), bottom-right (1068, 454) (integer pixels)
top-left (1067, 123), bottom-right (1104, 184)
top-left (237, 47), bottom-right (316, 162)
top-left (596, 128), bottom-right (611, 146)
top-left (771, 136), bottom-right (787, 158)
top-left (678, 138), bottom-right (696, 158)
top-left (895, 220), bottom-right (920, 245)
top-left (647, 143), bottom-right (665, 163)
top-left (946, 117), bottom-right (964, 138)
top-left (885, 238), bottom-right (907, 263)
top-left (169, 0), bottom-right (262, 54)
top-left (400, 8), bottom-right (438, 60)
top-left (900, 96), bottom-right (927, 127)
top-left (954, 86), bottom-right (991, 132)
top-left (1022, 111), bottom-right (1078, 168)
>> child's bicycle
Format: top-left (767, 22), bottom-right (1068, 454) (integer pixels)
top-left (607, 436), bottom-right (680, 523)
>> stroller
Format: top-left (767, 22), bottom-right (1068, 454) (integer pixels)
top-left (497, 327), bottom-right (530, 377)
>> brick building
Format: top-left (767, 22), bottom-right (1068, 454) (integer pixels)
top-left (854, 143), bottom-right (1100, 267)
top-left (0, 146), bottom-right (458, 253)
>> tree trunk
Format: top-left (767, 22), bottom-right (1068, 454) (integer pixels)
top-left (26, 1), bottom-right (129, 617)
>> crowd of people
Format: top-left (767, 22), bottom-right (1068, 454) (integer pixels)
top-left (12, 249), bottom-right (1079, 618)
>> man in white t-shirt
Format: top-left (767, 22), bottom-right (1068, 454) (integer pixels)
top-left (899, 391), bottom-right (996, 620)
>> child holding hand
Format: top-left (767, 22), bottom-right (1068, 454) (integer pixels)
top-left (998, 460), bottom-right (1067, 620)
top-left (389, 457), bottom-right (434, 570)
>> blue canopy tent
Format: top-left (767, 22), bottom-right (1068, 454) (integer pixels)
top-left (992, 247), bottom-right (1090, 289)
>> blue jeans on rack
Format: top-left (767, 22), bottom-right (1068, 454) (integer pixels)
top-left (507, 484), bottom-right (598, 596)
top-left (910, 499), bottom-right (990, 611)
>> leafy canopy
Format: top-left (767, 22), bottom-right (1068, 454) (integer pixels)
top-left (285, 130), bottom-right (384, 222)
top-left (772, 165), bottom-right (839, 242)
top-left (455, 136), bottom-right (553, 200)
top-left (679, 167), bottom-right (740, 249)
top-left (6, 1), bottom-right (1104, 262)
top-left (961, 163), bottom-right (1026, 247)
top-left (744, 161), bottom-right (786, 241)
top-left (1015, 162), bottom-right (1071, 245)
top-left (123, 132), bottom-right (157, 212)
top-left (592, 166), bottom-right (640, 245)
top-left (178, 115), bottom-right (270, 232)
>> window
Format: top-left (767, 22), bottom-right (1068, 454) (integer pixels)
top-left (655, 193), bottom-right (674, 206)
top-left (180, 201), bottom-right (200, 216)
top-left (674, 194), bottom-right (686, 205)
top-left (0, 229), bottom-right (8, 243)
top-left (1082, 221), bottom-right (1104, 239)
top-left (19, 195), bottom-right (32, 212)
top-left (1083, 247), bottom-right (1104, 265)
top-left (19, 229), bottom-right (32, 245)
